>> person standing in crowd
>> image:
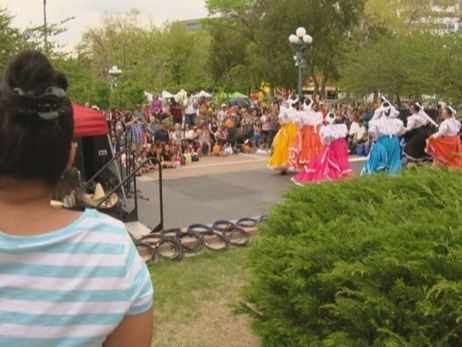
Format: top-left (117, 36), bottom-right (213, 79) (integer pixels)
top-left (197, 96), bottom-right (209, 124)
top-left (183, 92), bottom-right (197, 126)
top-left (147, 116), bottom-right (159, 143)
top-left (169, 97), bottom-right (183, 126)
top-left (150, 93), bottom-right (163, 121)
top-left (133, 104), bottom-right (145, 120)
top-left (0, 50), bottom-right (153, 346)
top-left (218, 104), bottom-right (228, 123)
top-left (260, 108), bottom-right (270, 149)
top-left (126, 112), bottom-right (145, 155)
top-left (268, 105), bottom-right (280, 151)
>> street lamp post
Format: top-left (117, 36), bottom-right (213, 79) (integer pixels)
top-left (43, 0), bottom-right (47, 51)
top-left (289, 27), bottom-right (313, 102)
top-left (108, 65), bottom-right (122, 89)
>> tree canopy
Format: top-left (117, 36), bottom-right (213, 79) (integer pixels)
top-left (2, 0), bottom-right (462, 107)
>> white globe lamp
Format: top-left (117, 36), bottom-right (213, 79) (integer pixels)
top-left (303, 35), bottom-right (313, 44)
top-left (296, 27), bottom-right (306, 38)
top-left (289, 34), bottom-right (299, 44)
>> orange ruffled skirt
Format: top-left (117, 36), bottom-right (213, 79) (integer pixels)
top-left (287, 125), bottom-right (324, 172)
top-left (425, 135), bottom-right (462, 168)
top-left (268, 123), bottom-right (298, 170)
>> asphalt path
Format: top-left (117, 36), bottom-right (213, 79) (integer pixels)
top-left (133, 155), bottom-right (366, 230)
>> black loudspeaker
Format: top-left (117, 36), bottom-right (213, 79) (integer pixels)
top-left (81, 135), bottom-right (115, 181)
top-left (397, 108), bottom-right (438, 127)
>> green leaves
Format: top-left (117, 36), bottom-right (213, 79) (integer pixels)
top-left (339, 30), bottom-right (462, 103)
top-left (238, 166), bottom-right (462, 345)
top-left (109, 81), bottom-right (145, 110)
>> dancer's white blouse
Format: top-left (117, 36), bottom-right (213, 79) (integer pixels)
top-left (320, 124), bottom-right (348, 145)
top-left (372, 104), bottom-right (400, 120)
top-left (405, 110), bottom-right (438, 132)
top-left (292, 109), bottom-right (324, 129)
top-left (433, 117), bottom-right (461, 138)
top-left (278, 107), bottom-right (294, 125)
top-left (368, 116), bottom-right (405, 141)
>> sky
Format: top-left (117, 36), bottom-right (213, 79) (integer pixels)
top-left (1, 0), bottom-right (208, 50)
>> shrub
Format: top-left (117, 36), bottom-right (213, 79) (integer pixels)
top-left (237, 166), bottom-right (462, 346)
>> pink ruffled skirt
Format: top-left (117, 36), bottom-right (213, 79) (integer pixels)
top-left (292, 138), bottom-right (353, 184)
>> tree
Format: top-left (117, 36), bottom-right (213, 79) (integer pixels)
top-left (206, 19), bottom-right (253, 93)
top-left (109, 81), bottom-right (146, 109)
top-left (364, 0), bottom-right (460, 34)
top-left (338, 30), bottom-right (462, 104)
top-left (205, 0), bottom-right (366, 95)
top-left (0, 7), bottom-right (25, 71)
top-left (77, 10), bottom-right (212, 93)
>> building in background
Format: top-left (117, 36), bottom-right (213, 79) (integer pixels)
top-left (179, 19), bottom-right (201, 32)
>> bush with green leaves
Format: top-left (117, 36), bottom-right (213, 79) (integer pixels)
top-left (237, 166), bottom-right (462, 346)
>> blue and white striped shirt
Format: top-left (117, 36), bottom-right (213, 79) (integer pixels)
top-left (0, 209), bottom-right (153, 346)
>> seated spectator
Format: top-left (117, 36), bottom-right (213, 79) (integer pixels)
top-left (156, 144), bottom-right (174, 169)
top-left (154, 122), bottom-right (170, 144)
top-left (216, 124), bottom-right (228, 145)
top-left (136, 149), bottom-right (156, 174)
top-left (172, 123), bottom-right (182, 147)
top-left (212, 143), bottom-right (226, 156)
top-left (348, 115), bottom-right (367, 154)
top-left (183, 123), bottom-right (195, 141)
top-left (208, 117), bottom-right (219, 143)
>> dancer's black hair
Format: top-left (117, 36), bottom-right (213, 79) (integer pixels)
top-left (0, 50), bottom-right (74, 187)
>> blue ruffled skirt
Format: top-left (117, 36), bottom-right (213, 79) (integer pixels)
top-left (361, 135), bottom-right (402, 175)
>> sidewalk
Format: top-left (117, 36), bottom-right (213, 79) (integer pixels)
top-left (141, 153), bottom-right (268, 181)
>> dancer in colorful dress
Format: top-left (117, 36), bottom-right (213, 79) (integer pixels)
top-left (372, 96), bottom-right (400, 120)
top-left (361, 102), bottom-right (406, 175)
top-left (292, 112), bottom-right (352, 184)
top-left (402, 102), bottom-right (437, 164)
top-left (425, 106), bottom-right (462, 168)
top-left (267, 103), bottom-right (299, 173)
top-left (287, 99), bottom-right (324, 172)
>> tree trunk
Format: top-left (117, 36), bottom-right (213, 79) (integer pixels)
top-left (311, 73), bottom-right (319, 100)
top-left (395, 94), bottom-right (401, 108)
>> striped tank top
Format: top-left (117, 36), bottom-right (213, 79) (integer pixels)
top-left (0, 208), bottom-right (153, 346)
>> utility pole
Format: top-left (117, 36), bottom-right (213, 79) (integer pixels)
top-left (43, 0), bottom-right (48, 51)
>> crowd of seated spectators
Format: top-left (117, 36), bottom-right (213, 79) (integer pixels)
top-left (106, 92), bottom-right (423, 175)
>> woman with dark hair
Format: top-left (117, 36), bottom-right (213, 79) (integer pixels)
top-left (402, 101), bottom-right (437, 164)
top-left (425, 106), bottom-right (462, 168)
top-left (0, 51), bottom-right (153, 346)
top-left (361, 102), bottom-right (406, 175)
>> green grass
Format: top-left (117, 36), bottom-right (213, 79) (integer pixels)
top-left (149, 247), bottom-right (259, 347)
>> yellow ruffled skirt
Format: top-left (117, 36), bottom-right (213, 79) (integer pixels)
top-left (268, 123), bottom-right (299, 170)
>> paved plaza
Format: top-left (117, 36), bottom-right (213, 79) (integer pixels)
top-left (134, 153), bottom-right (366, 230)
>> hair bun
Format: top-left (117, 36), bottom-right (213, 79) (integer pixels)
top-left (4, 50), bottom-right (56, 97)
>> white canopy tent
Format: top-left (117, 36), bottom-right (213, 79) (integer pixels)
top-left (144, 91), bottom-right (153, 102)
top-left (161, 90), bottom-right (175, 99)
top-left (194, 90), bottom-right (213, 98)
top-left (175, 89), bottom-right (188, 100)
